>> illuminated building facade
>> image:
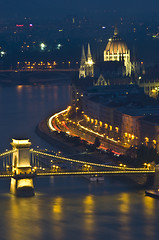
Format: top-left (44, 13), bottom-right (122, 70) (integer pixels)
top-left (139, 116), bottom-right (159, 150)
top-left (104, 27), bottom-right (132, 76)
top-left (81, 85), bottom-right (159, 151)
top-left (78, 27), bottom-right (145, 83)
top-left (79, 44), bottom-right (94, 79)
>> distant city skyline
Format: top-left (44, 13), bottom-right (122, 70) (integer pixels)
top-left (1, 0), bottom-right (159, 19)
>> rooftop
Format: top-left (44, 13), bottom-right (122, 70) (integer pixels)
top-left (140, 115), bottom-right (159, 125)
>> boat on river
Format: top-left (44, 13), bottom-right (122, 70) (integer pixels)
top-left (145, 189), bottom-right (159, 199)
top-left (83, 175), bottom-right (104, 182)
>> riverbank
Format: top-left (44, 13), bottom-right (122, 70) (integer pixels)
top-left (36, 117), bottom-right (82, 154)
top-left (0, 70), bottom-right (72, 86)
top-left (36, 117), bottom-right (112, 163)
top-left (36, 115), bottom-right (151, 187)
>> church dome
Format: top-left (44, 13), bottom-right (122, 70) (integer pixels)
top-left (105, 27), bottom-right (128, 55)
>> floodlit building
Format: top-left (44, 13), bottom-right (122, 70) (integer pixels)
top-left (104, 27), bottom-right (132, 77)
top-left (79, 44), bottom-right (94, 79)
top-left (139, 116), bottom-right (159, 151)
top-left (81, 85), bottom-right (159, 151)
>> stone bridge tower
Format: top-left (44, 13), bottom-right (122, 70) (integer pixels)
top-left (10, 139), bottom-right (34, 197)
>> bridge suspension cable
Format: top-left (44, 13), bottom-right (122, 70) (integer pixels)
top-left (31, 150), bottom-right (151, 172)
top-left (0, 150), bottom-right (15, 157)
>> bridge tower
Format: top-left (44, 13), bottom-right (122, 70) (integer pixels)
top-left (10, 139), bottom-right (35, 197)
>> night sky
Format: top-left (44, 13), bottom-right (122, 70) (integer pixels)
top-left (1, 0), bottom-right (159, 19)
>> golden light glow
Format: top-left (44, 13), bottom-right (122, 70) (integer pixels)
top-left (84, 195), bottom-right (94, 214)
top-left (115, 127), bottom-right (119, 133)
top-left (153, 140), bottom-right (156, 145)
top-left (48, 108), bottom-right (68, 131)
top-left (95, 119), bottom-right (98, 125)
top-left (12, 139), bottom-right (31, 145)
top-left (143, 195), bottom-right (154, 216)
top-left (119, 192), bottom-right (130, 233)
top-left (145, 137), bottom-right (149, 143)
top-left (83, 195), bottom-right (95, 233)
top-left (52, 197), bottom-right (63, 221)
top-left (86, 59), bottom-right (94, 66)
top-left (152, 89), bottom-right (156, 93)
top-left (17, 179), bottom-right (34, 189)
top-left (119, 193), bottom-right (130, 214)
top-left (132, 135), bottom-right (135, 140)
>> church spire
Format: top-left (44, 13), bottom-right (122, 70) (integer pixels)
top-left (87, 43), bottom-right (92, 61)
top-left (81, 45), bottom-right (86, 64)
top-left (79, 43), bottom-right (94, 79)
top-left (114, 26), bottom-right (118, 36)
top-left (79, 45), bottom-right (86, 79)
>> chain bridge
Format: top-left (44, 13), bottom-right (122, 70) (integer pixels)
top-left (0, 139), bottom-right (156, 197)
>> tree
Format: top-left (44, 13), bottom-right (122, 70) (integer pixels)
top-left (124, 145), bottom-right (159, 167)
top-left (137, 145), bottom-right (159, 165)
top-left (94, 137), bottom-right (100, 148)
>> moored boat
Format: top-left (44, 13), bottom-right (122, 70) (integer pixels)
top-left (83, 175), bottom-right (104, 182)
top-left (145, 189), bottom-right (159, 199)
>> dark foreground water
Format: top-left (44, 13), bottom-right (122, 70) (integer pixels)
top-left (0, 83), bottom-right (159, 240)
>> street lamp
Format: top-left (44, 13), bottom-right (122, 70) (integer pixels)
top-left (75, 107), bottom-right (79, 122)
top-left (0, 51), bottom-right (6, 57)
top-left (40, 43), bottom-right (46, 51)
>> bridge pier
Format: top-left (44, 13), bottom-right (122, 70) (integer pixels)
top-left (10, 139), bottom-right (35, 197)
top-left (10, 175), bottom-right (35, 197)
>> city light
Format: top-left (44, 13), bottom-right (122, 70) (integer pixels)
top-left (0, 51), bottom-right (6, 57)
top-left (40, 43), bottom-right (46, 51)
top-left (57, 44), bottom-right (62, 50)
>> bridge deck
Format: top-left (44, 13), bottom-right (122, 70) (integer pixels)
top-left (0, 169), bottom-right (154, 178)
top-left (37, 170), bottom-right (155, 177)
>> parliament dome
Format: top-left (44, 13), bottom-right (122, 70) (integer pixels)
top-left (104, 27), bottom-right (132, 76)
top-left (105, 27), bottom-right (128, 55)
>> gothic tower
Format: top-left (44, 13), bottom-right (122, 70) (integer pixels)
top-left (79, 46), bottom-right (86, 78)
top-left (86, 43), bottom-right (94, 77)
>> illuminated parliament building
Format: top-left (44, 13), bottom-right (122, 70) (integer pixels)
top-left (79, 27), bottom-right (133, 80)
top-left (103, 27), bottom-right (131, 77)
top-left (74, 27), bottom-right (159, 153)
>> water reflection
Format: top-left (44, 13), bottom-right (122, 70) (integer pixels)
top-left (52, 197), bottom-right (63, 221)
top-left (83, 195), bottom-right (95, 238)
top-left (6, 196), bottom-right (42, 240)
top-left (143, 195), bottom-right (155, 216)
top-left (119, 192), bottom-right (130, 215)
top-left (52, 197), bottom-right (64, 240)
top-left (118, 193), bottom-right (131, 240)
top-left (50, 176), bottom-right (54, 184)
top-left (16, 85), bottom-right (23, 93)
top-left (143, 196), bottom-right (155, 239)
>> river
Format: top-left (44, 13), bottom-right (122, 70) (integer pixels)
top-left (0, 83), bottom-right (159, 240)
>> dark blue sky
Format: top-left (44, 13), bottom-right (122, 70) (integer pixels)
top-left (1, 0), bottom-right (159, 19)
